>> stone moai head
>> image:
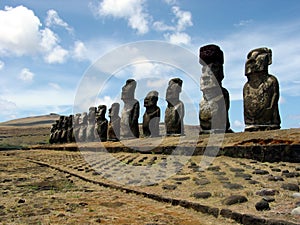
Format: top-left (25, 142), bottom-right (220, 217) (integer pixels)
top-left (245, 47), bottom-right (272, 76)
top-left (166, 78), bottom-right (182, 104)
top-left (121, 79), bottom-right (137, 102)
top-left (199, 44), bottom-right (224, 84)
top-left (88, 107), bottom-right (96, 123)
top-left (144, 91), bottom-right (159, 108)
top-left (98, 105), bottom-right (107, 118)
top-left (81, 112), bottom-right (88, 124)
top-left (109, 103), bottom-right (120, 119)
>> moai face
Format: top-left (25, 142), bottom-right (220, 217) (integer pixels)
top-left (121, 79), bottom-right (136, 102)
top-left (98, 105), bottom-right (107, 118)
top-left (166, 78), bottom-right (182, 104)
top-left (144, 91), bottom-right (158, 108)
top-left (109, 103), bottom-right (120, 119)
top-left (245, 48), bottom-right (272, 75)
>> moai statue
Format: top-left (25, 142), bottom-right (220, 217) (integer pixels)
top-left (73, 113), bottom-right (81, 142)
top-left (108, 103), bottom-right (121, 141)
top-left (199, 44), bottom-right (232, 134)
top-left (54, 116), bottom-right (64, 143)
top-left (78, 112), bottom-right (88, 142)
top-left (120, 79), bottom-right (140, 139)
top-left (143, 91), bottom-right (160, 137)
top-left (49, 120), bottom-right (59, 144)
top-left (243, 47), bottom-right (281, 131)
top-left (96, 105), bottom-right (108, 142)
top-left (60, 116), bottom-right (69, 143)
top-left (67, 115), bottom-right (74, 143)
top-left (165, 78), bottom-right (184, 136)
top-left (86, 107), bottom-right (97, 142)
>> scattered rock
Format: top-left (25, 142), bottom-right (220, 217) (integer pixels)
top-left (172, 176), bottom-right (190, 181)
top-left (207, 166), bottom-right (220, 171)
top-left (57, 213), bottom-right (65, 217)
top-left (295, 167), bottom-right (300, 171)
top-left (223, 183), bottom-right (244, 190)
top-left (253, 169), bottom-right (269, 175)
top-left (223, 195), bottom-right (248, 205)
top-left (230, 168), bottom-right (245, 173)
top-left (95, 218), bottom-right (102, 223)
top-left (194, 178), bottom-right (211, 186)
top-left (162, 184), bottom-right (177, 190)
top-left (256, 188), bottom-right (279, 196)
top-left (291, 207), bottom-right (300, 215)
top-left (192, 192), bottom-right (212, 199)
top-left (249, 180), bottom-right (260, 185)
top-left (17, 199), bottom-right (25, 204)
top-left (282, 172), bottom-right (300, 178)
top-left (281, 183), bottom-right (300, 192)
top-left (267, 175), bottom-right (284, 182)
top-left (292, 193), bottom-right (300, 198)
top-left (271, 168), bottom-right (281, 172)
top-left (255, 200), bottom-right (270, 211)
top-left (235, 173), bottom-right (252, 180)
top-left (262, 196), bottom-right (275, 202)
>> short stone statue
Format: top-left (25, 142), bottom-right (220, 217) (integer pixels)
top-left (73, 113), bottom-right (81, 142)
top-left (78, 112), bottom-right (88, 142)
top-left (165, 78), bottom-right (184, 136)
top-left (87, 107), bottom-right (97, 142)
top-left (96, 105), bottom-right (108, 142)
top-left (67, 115), bottom-right (74, 143)
top-left (199, 44), bottom-right (232, 134)
top-left (143, 91), bottom-right (160, 137)
top-left (108, 103), bottom-right (121, 141)
top-left (120, 79), bottom-right (140, 139)
top-left (49, 120), bottom-right (59, 144)
top-left (243, 47), bottom-right (281, 131)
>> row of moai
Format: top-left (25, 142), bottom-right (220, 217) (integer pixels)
top-left (50, 44), bottom-right (281, 143)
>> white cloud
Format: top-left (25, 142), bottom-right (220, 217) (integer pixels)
top-left (45, 9), bottom-right (73, 33)
top-left (234, 19), bottom-right (253, 27)
top-left (44, 46), bottom-right (69, 64)
top-left (19, 68), bottom-right (34, 82)
top-left (49, 82), bottom-right (61, 90)
top-left (0, 5), bottom-right (41, 56)
top-left (153, 6), bottom-right (193, 45)
top-left (92, 0), bottom-right (149, 34)
top-left (233, 120), bottom-right (244, 129)
top-left (0, 5), bottom-right (71, 64)
top-left (72, 41), bottom-right (88, 61)
top-left (0, 97), bottom-right (17, 120)
top-left (0, 60), bottom-right (4, 70)
top-left (166, 32), bottom-right (191, 45)
top-left (95, 96), bottom-right (115, 109)
top-left (172, 6), bottom-right (193, 32)
top-left (163, 0), bottom-right (177, 5)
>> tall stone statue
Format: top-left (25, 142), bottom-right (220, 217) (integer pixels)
top-left (67, 115), bottom-right (74, 143)
top-left (78, 112), bottom-right (88, 142)
top-left (120, 79), bottom-right (140, 139)
top-left (96, 105), bottom-right (108, 142)
top-left (199, 44), bottom-right (232, 134)
top-left (165, 78), bottom-right (184, 136)
top-left (108, 103), bottom-right (121, 141)
top-left (143, 91), bottom-right (160, 137)
top-left (73, 113), bottom-right (81, 142)
top-left (87, 107), bottom-right (97, 142)
top-left (49, 120), bottom-right (59, 144)
top-left (243, 47), bottom-right (281, 131)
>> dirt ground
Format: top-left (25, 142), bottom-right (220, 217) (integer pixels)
top-left (0, 151), bottom-right (239, 225)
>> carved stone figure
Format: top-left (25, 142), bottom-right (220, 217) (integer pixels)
top-left (199, 44), bottom-right (232, 134)
top-left (49, 120), bottom-right (59, 144)
top-left (78, 112), bottom-right (88, 142)
top-left (108, 103), bottom-right (121, 141)
top-left (54, 116), bottom-right (65, 143)
top-left (66, 115), bottom-right (74, 143)
top-left (73, 113), bottom-right (81, 142)
top-left (86, 107), bottom-right (97, 142)
top-left (243, 47), bottom-right (281, 131)
top-left (96, 105), bottom-right (108, 142)
top-left (120, 79), bottom-right (140, 139)
top-left (165, 78), bottom-right (184, 136)
top-left (143, 91), bottom-right (160, 137)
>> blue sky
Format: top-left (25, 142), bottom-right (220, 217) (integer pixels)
top-left (0, 0), bottom-right (300, 132)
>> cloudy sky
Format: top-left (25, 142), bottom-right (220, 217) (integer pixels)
top-left (0, 0), bottom-right (300, 132)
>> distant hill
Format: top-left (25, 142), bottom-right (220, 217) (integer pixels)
top-left (0, 114), bottom-right (60, 127)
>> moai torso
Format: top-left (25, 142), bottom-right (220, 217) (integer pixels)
top-left (199, 44), bottom-right (232, 134)
top-left (108, 103), bottom-right (121, 141)
top-left (120, 79), bottom-right (140, 139)
top-left (96, 105), bottom-right (108, 142)
top-left (86, 107), bottom-right (96, 142)
top-left (78, 112), bottom-right (88, 142)
top-left (243, 48), bottom-right (281, 131)
top-left (164, 78), bottom-right (184, 136)
top-left (143, 91), bottom-right (160, 137)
